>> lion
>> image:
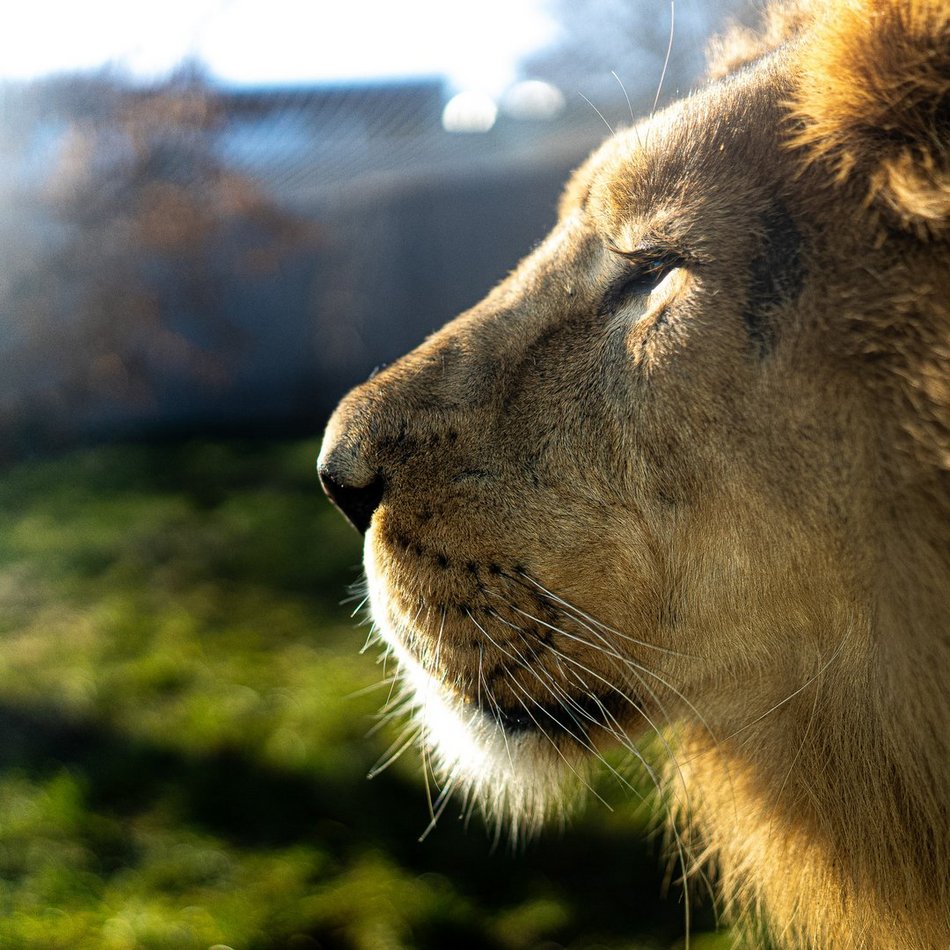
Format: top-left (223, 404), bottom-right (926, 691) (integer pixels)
top-left (317, 1), bottom-right (950, 946)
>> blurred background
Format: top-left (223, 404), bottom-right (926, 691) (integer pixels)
top-left (0, 1), bottom-right (757, 947)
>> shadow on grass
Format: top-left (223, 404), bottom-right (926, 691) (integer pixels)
top-left (0, 700), bottom-right (718, 948)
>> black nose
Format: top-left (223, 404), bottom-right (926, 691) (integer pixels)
top-left (318, 465), bottom-right (385, 535)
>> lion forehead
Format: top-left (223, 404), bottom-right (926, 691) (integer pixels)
top-left (576, 55), bottom-right (798, 253)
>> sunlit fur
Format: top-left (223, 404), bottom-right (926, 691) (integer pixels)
top-left (320, 2), bottom-right (950, 947)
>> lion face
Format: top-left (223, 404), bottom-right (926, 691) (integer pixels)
top-left (320, 1), bottom-right (950, 944)
top-left (319, 52), bottom-right (885, 820)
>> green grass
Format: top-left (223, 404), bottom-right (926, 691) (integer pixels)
top-left (0, 438), bottom-right (732, 949)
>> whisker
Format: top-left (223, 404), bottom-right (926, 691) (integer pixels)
top-left (651, 0), bottom-right (676, 118)
top-left (367, 722), bottom-right (421, 779)
top-left (343, 676), bottom-right (399, 701)
top-left (578, 91), bottom-right (615, 136)
top-left (718, 623), bottom-right (852, 745)
top-left (469, 610), bottom-right (608, 755)
top-left (477, 641), bottom-right (485, 712)
top-left (433, 605), bottom-right (447, 669)
top-left (503, 601), bottom-right (670, 708)
top-left (514, 572), bottom-right (697, 658)
top-left (506, 593), bottom-right (720, 750)
top-left (359, 621), bottom-right (379, 655)
top-left (611, 69), bottom-right (635, 126)
top-left (365, 568), bottom-right (728, 928)
top-left (527, 619), bottom-right (706, 916)
top-left (418, 776), bottom-right (457, 842)
top-left (366, 688), bottom-right (415, 737)
top-left (503, 677), bottom-right (614, 813)
top-left (482, 595), bottom-right (687, 770)
top-left (479, 660), bottom-right (515, 769)
top-left (484, 605), bottom-right (658, 740)
top-left (768, 667), bottom-right (823, 838)
top-left (341, 577), bottom-right (369, 607)
top-left (499, 603), bottom-right (700, 846)
top-left (467, 607), bottom-right (616, 805)
top-left (421, 722), bottom-right (437, 826)
top-left (546, 639), bottom-right (690, 808)
top-left (495, 626), bottom-right (644, 800)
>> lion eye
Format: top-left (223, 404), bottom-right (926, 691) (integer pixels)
top-left (599, 253), bottom-right (683, 317)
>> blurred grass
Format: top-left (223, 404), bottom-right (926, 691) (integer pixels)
top-left (0, 438), bottom-right (732, 949)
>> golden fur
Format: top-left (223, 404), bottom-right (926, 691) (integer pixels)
top-left (319, 1), bottom-right (950, 946)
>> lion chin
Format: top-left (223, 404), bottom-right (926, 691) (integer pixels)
top-left (320, 0), bottom-right (950, 947)
top-left (363, 525), bottom-right (587, 838)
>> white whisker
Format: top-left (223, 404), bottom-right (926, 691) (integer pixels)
top-left (419, 776), bottom-right (458, 842)
top-left (578, 91), bottom-right (615, 136)
top-left (498, 602), bottom-right (700, 854)
top-left (516, 572), bottom-right (697, 659)
top-left (611, 70), bottom-right (635, 126)
top-left (718, 623), bottom-right (852, 745)
top-left (651, 0), bottom-right (675, 118)
top-left (343, 676), bottom-right (399, 701)
top-left (503, 676), bottom-right (614, 813)
top-left (508, 591), bottom-right (719, 750)
top-left (367, 722), bottom-right (421, 779)
top-left (524, 616), bottom-right (705, 921)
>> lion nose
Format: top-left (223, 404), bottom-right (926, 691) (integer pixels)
top-left (318, 463), bottom-right (385, 535)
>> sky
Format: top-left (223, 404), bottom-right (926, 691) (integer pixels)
top-left (2, 0), bottom-right (560, 95)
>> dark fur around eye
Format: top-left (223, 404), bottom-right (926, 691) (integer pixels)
top-left (598, 253), bottom-right (684, 317)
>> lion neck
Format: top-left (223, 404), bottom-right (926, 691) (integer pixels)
top-left (679, 515), bottom-right (950, 949)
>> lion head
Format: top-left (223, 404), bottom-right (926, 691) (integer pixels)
top-left (319, 1), bottom-right (950, 946)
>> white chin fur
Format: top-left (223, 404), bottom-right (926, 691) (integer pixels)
top-left (365, 536), bottom-right (578, 835)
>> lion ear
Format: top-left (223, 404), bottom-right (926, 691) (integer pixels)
top-left (792, 0), bottom-right (950, 239)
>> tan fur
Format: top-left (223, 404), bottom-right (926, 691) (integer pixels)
top-left (792, 0), bottom-right (950, 239)
top-left (705, 0), bottom-right (814, 81)
top-left (319, 3), bottom-right (950, 947)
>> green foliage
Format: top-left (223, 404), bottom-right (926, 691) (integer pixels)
top-left (0, 439), bottom-right (729, 948)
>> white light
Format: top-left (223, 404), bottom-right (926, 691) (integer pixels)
top-left (0, 0), bottom-right (220, 80)
top-left (502, 80), bottom-right (565, 120)
top-left (441, 91), bottom-right (498, 133)
top-left (0, 0), bottom-right (559, 90)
